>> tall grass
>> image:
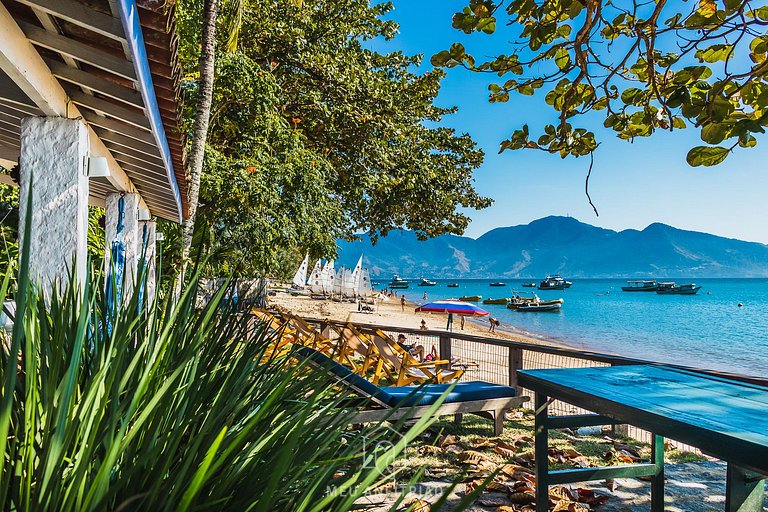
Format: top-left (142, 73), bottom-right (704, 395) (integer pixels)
top-left (0, 236), bottom-right (447, 510)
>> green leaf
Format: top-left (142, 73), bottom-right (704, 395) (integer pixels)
top-left (686, 146), bottom-right (730, 166)
top-left (555, 48), bottom-right (571, 71)
top-left (695, 44), bottom-right (732, 63)
top-left (700, 123), bottom-right (731, 144)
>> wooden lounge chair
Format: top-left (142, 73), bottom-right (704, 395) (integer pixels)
top-left (297, 346), bottom-right (529, 435)
top-left (362, 328), bottom-right (465, 386)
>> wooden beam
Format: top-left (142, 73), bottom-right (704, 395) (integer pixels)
top-left (14, 0), bottom-right (126, 42)
top-left (0, 3), bottom-right (146, 211)
top-left (80, 110), bottom-right (156, 145)
top-left (92, 127), bottom-right (160, 158)
top-left (102, 140), bottom-right (164, 168)
top-left (68, 90), bottom-right (150, 130)
top-left (46, 59), bottom-right (143, 108)
top-left (18, 21), bottom-right (136, 81)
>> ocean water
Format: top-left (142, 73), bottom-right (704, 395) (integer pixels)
top-left (390, 278), bottom-right (768, 378)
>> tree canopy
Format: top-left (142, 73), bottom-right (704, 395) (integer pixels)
top-left (431, 0), bottom-right (768, 167)
top-left (175, 0), bottom-right (491, 276)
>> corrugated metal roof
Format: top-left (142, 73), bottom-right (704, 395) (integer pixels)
top-left (0, 0), bottom-right (188, 221)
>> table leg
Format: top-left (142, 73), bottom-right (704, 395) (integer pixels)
top-left (650, 433), bottom-right (665, 511)
top-left (534, 392), bottom-right (549, 512)
top-left (726, 463), bottom-right (765, 512)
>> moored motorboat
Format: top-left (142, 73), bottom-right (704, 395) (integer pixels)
top-left (388, 275), bottom-right (409, 289)
top-left (507, 297), bottom-right (563, 309)
top-left (521, 283), bottom-right (536, 288)
top-left (656, 282), bottom-right (701, 295)
top-left (489, 282), bottom-right (506, 287)
top-left (447, 283), bottom-right (459, 288)
top-left (483, 297), bottom-right (510, 305)
top-left (418, 278), bottom-right (437, 286)
top-left (459, 295), bottom-right (482, 302)
top-left (516, 303), bottom-right (562, 312)
top-left (622, 280), bottom-right (659, 292)
top-left (538, 275), bottom-right (572, 290)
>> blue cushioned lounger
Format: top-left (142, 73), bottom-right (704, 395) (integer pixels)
top-left (297, 346), bottom-right (529, 434)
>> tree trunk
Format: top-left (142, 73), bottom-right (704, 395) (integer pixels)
top-left (178, 0), bottom-right (218, 289)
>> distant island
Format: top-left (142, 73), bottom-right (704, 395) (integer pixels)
top-left (337, 216), bottom-right (768, 278)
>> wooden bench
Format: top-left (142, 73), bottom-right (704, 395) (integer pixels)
top-left (517, 365), bottom-right (768, 512)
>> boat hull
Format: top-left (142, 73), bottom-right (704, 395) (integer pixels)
top-left (521, 283), bottom-right (536, 288)
top-left (459, 295), bottom-right (482, 302)
top-left (538, 284), bottom-right (565, 290)
top-left (622, 286), bottom-right (659, 292)
top-left (657, 286), bottom-right (701, 295)
top-left (516, 303), bottom-right (562, 312)
top-left (447, 284), bottom-right (459, 288)
top-left (489, 283), bottom-right (506, 287)
top-left (483, 298), bottom-right (510, 305)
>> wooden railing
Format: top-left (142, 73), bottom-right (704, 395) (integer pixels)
top-left (304, 316), bottom-right (768, 452)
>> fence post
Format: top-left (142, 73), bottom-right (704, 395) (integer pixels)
top-left (439, 333), bottom-right (452, 363)
top-left (508, 347), bottom-right (523, 392)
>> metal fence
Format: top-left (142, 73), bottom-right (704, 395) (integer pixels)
top-left (305, 317), bottom-right (767, 453)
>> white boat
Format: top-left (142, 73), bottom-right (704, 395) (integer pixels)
top-left (341, 267), bottom-right (356, 297)
top-left (290, 254), bottom-right (309, 290)
top-left (359, 268), bottom-right (373, 298)
top-left (308, 259), bottom-right (324, 294)
top-left (321, 260), bottom-right (336, 295)
top-left (352, 255), bottom-right (364, 295)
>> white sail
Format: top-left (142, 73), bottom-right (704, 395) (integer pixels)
top-left (333, 265), bottom-right (344, 295)
top-left (359, 268), bottom-right (373, 298)
top-left (291, 254), bottom-right (309, 288)
top-left (308, 259), bottom-right (323, 293)
top-left (352, 255), bottom-right (363, 294)
top-left (323, 260), bottom-right (336, 295)
top-left (341, 268), bottom-right (356, 297)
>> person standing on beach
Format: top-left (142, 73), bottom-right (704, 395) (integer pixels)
top-left (446, 312), bottom-right (453, 331)
top-left (400, 295), bottom-right (406, 311)
top-left (423, 291), bottom-right (427, 301)
top-left (460, 315), bottom-right (465, 330)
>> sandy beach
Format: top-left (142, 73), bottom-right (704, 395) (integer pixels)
top-left (268, 289), bottom-right (565, 349)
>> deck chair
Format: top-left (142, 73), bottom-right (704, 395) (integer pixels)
top-left (330, 323), bottom-right (379, 377)
top-left (363, 328), bottom-right (465, 386)
top-left (251, 308), bottom-right (298, 359)
top-left (297, 347), bottom-right (528, 435)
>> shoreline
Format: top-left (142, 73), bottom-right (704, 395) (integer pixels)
top-left (268, 290), bottom-right (595, 352)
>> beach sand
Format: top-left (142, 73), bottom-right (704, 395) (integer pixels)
top-left (268, 290), bottom-right (564, 348)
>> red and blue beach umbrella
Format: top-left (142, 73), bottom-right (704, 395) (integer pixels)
top-left (415, 300), bottom-right (489, 317)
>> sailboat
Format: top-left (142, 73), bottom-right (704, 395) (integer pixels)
top-left (351, 255), bottom-right (363, 295)
top-left (308, 259), bottom-right (324, 294)
top-left (290, 254), bottom-right (309, 290)
top-left (321, 260), bottom-right (336, 296)
top-left (359, 268), bottom-right (373, 303)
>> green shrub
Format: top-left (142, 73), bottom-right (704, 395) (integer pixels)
top-left (0, 251), bottom-right (448, 510)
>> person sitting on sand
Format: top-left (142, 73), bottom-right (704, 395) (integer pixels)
top-left (396, 333), bottom-right (425, 361)
top-left (420, 319), bottom-right (428, 331)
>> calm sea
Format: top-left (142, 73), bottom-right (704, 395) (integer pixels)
top-left (391, 278), bottom-right (768, 378)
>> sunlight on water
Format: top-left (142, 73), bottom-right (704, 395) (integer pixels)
top-left (398, 278), bottom-right (768, 377)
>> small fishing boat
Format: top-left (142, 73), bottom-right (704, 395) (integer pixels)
top-left (622, 280), bottom-right (659, 292)
top-left (418, 278), bottom-right (437, 286)
top-left (521, 283), bottom-right (536, 288)
top-left (489, 282), bottom-right (506, 287)
top-left (507, 297), bottom-right (563, 309)
top-left (447, 283), bottom-right (459, 288)
top-left (483, 297), bottom-right (510, 305)
top-left (656, 282), bottom-right (701, 295)
top-left (516, 303), bottom-right (562, 312)
top-left (538, 275), bottom-right (572, 290)
top-left (388, 275), bottom-right (409, 289)
top-left (459, 295), bottom-right (482, 302)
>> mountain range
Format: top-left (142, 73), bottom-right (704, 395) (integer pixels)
top-left (336, 216), bottom-right (768, 278)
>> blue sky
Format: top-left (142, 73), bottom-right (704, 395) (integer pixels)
top-left (373, 1), bottom-right (768, 244)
